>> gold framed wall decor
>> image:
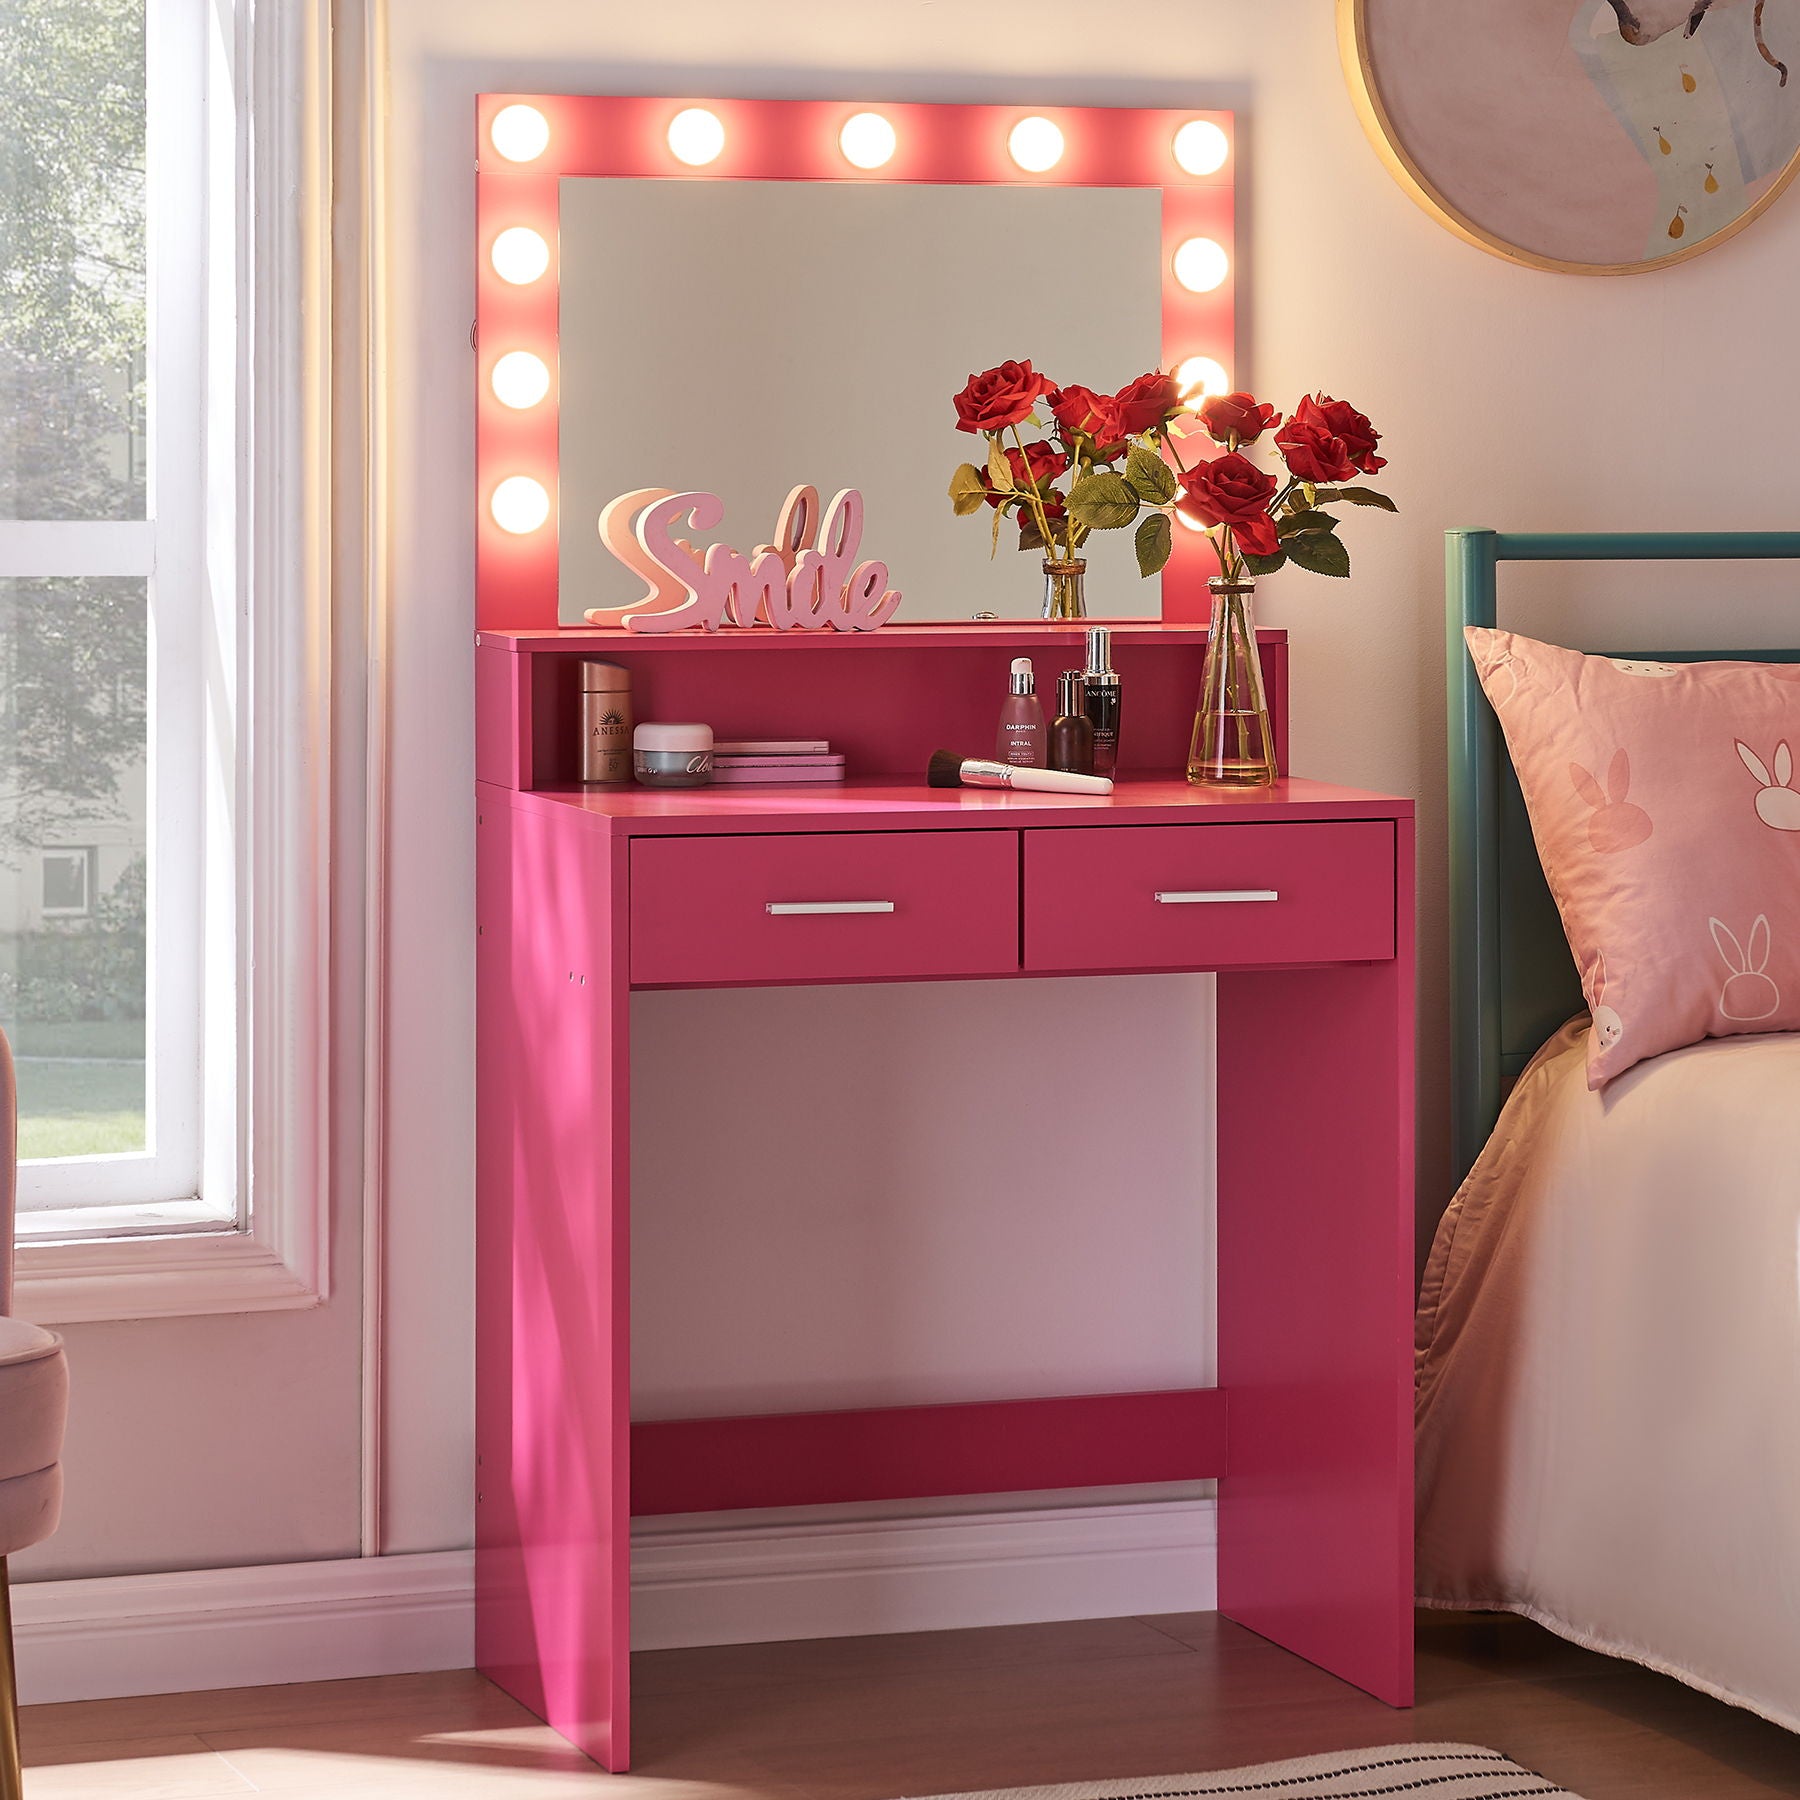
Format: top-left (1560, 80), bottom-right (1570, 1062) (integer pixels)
top-left (1339, 0), bottom-right (1800, 274)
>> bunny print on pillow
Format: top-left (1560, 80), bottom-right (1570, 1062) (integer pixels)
top-left (1587, 952), bottom-right (1624, 1049)
top-left (1735, 740), bottom-right (1800, 832)
top-left (1570, 750), bottom-right (1654, 852)
top-left (1711, 916), bottom-right (1781, 1022)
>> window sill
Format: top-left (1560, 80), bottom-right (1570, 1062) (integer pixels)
top-left (15, 1228), bottom-right (323, 1325)
top-left (17, 1197), bottom-right (231, 1242)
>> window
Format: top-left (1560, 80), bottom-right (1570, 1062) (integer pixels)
top-left (0, 0), bottom-right (329, 1316)
top-left (1, 0), bottom-right (219, 1233)
top-left (40, 849), bottom-right (97, 918)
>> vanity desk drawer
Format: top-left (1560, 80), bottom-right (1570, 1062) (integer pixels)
top-left (630, 829), bottom-right (1020, 987)
top-left (1024, 820), bottom-right (1395, 974)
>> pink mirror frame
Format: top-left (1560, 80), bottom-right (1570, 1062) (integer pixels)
top-left (475, 94), bottom-right (1237, 633)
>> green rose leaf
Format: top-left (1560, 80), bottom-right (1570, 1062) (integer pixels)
top-left (949, 463), bottom-right (988, 517)
top-left (990, 503), bottom-right (1005, 559)
top-left (1243, 550), bottom-right (1288, 577)
top-left (1067, 470), bottom-right (1140, 532)
top-left (986, 438), bottom-right (1015, 493)
top-left (1278, 509), bottom-right (1340, 538)
top-left (1018, 512), bottom-right (1050, 553)
top-left (1124, 445), bottom-right (1177, 506)
top-left (1285, 530), bottom-right (1351, 578)
top-left (1312, 486), bottom-right (1398, 512)
top-left (1134, 511), bottom-right (1173, 578)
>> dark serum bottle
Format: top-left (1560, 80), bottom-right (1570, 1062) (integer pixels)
top-left (1048, 669), bottom-right (1095, 775)
top-left (1083, 626), bottom-right (1123, 778)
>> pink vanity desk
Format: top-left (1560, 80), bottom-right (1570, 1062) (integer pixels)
top-left (474, 619), bottom-right (1416, 1771)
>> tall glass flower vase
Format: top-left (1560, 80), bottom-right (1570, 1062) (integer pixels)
top-left (1187, 577), bottom-right (1277, 787)
top-left (1041, 557), bottom-right (1087, 621)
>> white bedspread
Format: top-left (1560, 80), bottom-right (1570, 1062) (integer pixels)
top-left (1416, 1018), bottom-right (1800, 1730)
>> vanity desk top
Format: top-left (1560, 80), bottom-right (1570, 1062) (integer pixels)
top-left (512, 773), bottom-right (1411, 833)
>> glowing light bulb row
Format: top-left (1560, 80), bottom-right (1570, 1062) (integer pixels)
top-left (487, 102), bottom-right (1230, 177)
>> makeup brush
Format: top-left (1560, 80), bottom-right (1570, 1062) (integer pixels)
top-left (927, 750), bottom-right (1113, 796)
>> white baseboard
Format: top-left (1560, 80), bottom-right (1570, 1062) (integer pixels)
top-left (10, 1497), bottom-right (1217, 1705)
top-left (631, 1496), bottom-right (1217, 1652)
top-left (9, 1550), bottom-right (476, 1706)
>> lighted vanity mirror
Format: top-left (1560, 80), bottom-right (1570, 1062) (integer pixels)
top-left (475, 96), bottom-right (1235, 634)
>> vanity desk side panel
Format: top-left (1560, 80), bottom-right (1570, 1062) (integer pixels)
top-left (475, 787), bottom-right (633, 1769)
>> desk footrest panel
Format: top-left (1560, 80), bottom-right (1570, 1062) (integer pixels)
top-left (631, 1388), bottom-right (1228, 1514)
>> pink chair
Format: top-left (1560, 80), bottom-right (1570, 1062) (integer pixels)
top-left (0, 1031), bottom-right (69, 1799)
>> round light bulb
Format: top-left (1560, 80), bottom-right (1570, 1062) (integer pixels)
top-left (1008, 115), bottom-right (1064, 173)
top-left (1174, 506), bottom-right (1209, 533)
top-left (1173, 236), bottom-right (1230, 293)
top-left (491, 350), bottom-right (551, 410)
top-left (1176, 356), bottom-right (1231, 404)
top-left (490, 226), bottom-right (550, 285)
top-left (839, 110), bottom-right (897, 170)
top-left (667, 107), bottom-right (726, 167)
top-left (1172, 119), bottom-right (1229, 177)
top-left (491, 475), bottom-right (550, 535)
top-left (490, 104), bottom-right (550, 163)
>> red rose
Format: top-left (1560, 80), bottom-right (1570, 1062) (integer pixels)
top-left (1197, 392), bottom-right (1281, 446)
top-left (1112, 370), bottom-right (1182, 435)
top-left (1275, 394), bottom-right (1386, 483)
top-left (1302, 394), bottom-right (1385, 474)
top-left (1274, 409), bottom-right (1357, 485)
top-left (981, 440), bottom-right (1069, 507)
top-left (1176, 452), bottom-right (1280, 558)
top-left (954, 360), bottom-right (1052, 434)
top-left (1047, 385), bottom-right (1128, 455)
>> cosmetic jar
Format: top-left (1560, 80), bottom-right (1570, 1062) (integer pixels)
top-left (633, 722), bottom-right (714, 787)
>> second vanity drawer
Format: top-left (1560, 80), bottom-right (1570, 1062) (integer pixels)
top-left (1024, 821), bottom-right (1395, 973)
top-left (630, 830), bottom-right (1020, 987)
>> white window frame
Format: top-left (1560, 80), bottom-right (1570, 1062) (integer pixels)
top-left (7, 0), bottom-right (331, 1324)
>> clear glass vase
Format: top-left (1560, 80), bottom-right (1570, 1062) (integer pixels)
top-left (1187, 577), bottom-right (1277, 787)
top-left (1041, 557), bottom-right (1087, 621)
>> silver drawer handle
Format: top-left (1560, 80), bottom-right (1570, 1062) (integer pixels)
top-left (1154, 888), bottom-right (1280, 905)
top-left (766, 900), bottom-right (897, 916)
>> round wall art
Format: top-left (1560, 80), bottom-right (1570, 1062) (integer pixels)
top-left (1338, 0), bottom-right (1800, 272)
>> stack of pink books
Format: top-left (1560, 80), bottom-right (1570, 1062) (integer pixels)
top-left (711, 739), bottom-right (847, 785)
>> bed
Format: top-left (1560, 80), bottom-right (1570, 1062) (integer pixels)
top-left (1416, 529), bottom-right (1800, 1730)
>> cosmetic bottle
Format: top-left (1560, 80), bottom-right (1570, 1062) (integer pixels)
top-left (1048, 669), bottom-right (1095, 775)
top-left (581, 661), bottom-right (633, 784)
top-left (996, 658), bottom-right (1047, 767)
top-left (1082, 627), bottom-right (1122, 778)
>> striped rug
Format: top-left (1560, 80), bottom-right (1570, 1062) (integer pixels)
top-left (916, 1745), bottom-right (1578, 1800)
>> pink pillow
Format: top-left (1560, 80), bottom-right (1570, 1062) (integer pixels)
top-left (1467, 628), bottom-right (1800, 1086)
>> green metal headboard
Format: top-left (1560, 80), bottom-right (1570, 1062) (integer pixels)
top-left (1446, 529), bottom-right (1800, 1185)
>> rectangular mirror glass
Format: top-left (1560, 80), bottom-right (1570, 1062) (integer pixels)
top-left (557, 180), bottom-right (1162, 623)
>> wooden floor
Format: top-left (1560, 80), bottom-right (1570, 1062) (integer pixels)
top-left (19, 1611), bottom-right (1800, 1800)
